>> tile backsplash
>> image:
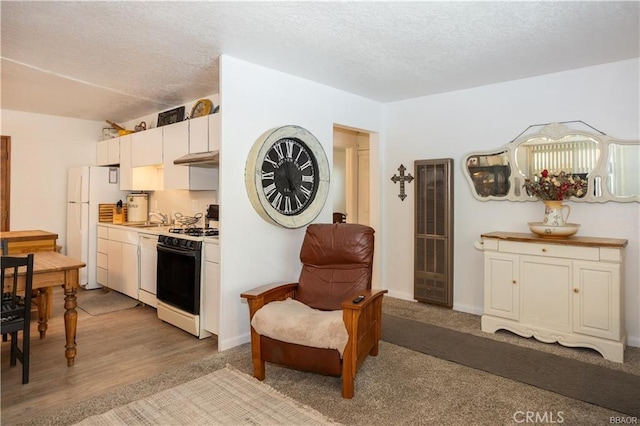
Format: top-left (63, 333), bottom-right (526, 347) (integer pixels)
top-left (148, 190), bottom-right (216, 226)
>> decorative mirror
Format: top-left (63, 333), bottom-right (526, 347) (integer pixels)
top-left (462, 122), bottom-right (639, 203)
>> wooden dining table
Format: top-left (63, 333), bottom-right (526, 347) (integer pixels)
top-left (3, 251), bottom-right (85, 366)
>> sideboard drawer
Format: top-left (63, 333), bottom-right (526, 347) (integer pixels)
top-left (498, 240), bottom-right (599, 261)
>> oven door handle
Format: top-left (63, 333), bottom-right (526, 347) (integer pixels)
top-left (157, 244), bottom-right (199, 258)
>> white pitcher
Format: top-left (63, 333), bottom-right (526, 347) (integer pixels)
top-left (543, 201), bottom-right (571, 226)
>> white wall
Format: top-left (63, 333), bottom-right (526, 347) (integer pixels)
top-left (0, 110), bottom-right (103, 249)
top-left (217, 55), bottom-right (383, 350)
top-left (383, 59), bottom-right (640, 346)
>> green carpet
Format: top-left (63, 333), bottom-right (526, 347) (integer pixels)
top-left (381, 313), bottom-right (640, 417)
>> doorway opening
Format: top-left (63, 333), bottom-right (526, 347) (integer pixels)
top-left (332, 126), bottom-right (370, 225)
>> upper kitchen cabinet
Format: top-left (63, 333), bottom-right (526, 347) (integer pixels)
top-left (96, 137), bottom-right (120, 166)
top-left (163, 121), bottom-right (190, 189)
top-left (119, 134), bottom-right (133, 190)
top-left (132, 127), bottom-right (163, 167)
top-left (189, 115), bottom-right (209, 153)
top-left (163, 115), bottom-right (219, 191)
top-left (121, 134), bottom-right (161, 191)
top-left (189, 114), bottom-right (221, 152)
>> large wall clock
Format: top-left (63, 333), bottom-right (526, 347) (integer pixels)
top-left (245, 125), bottom-right (330, 228)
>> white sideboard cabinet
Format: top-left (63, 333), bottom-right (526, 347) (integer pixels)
top-left (480, 232), bottom-right (628, 363)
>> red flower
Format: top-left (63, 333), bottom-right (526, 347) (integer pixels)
top-left (523, 170), bottom-right (587, 201)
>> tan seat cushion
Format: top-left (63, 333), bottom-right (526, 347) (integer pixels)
top-left (251, 298), bottom-right (348, 357)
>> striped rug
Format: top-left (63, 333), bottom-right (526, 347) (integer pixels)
top-left (74, 365), bottom-right (338, 425)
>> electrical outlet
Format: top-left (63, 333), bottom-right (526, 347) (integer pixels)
top-left (192, 199), bottom-right (198, 211)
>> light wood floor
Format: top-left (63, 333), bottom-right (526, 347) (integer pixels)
top-left (1, 286), bottom-right (218, 425)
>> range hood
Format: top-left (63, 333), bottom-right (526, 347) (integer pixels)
top-left (173, 151), bottom-right (219, 168)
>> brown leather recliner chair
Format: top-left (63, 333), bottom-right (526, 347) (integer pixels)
top-left (241, 223), bottom-right (387, 398)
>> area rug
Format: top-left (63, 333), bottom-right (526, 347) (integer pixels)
top-left (27, 341), bottom-right (632, 425)
top-left (382, 313), bottom-right (640, 418)
top-left (76, 288), bottom-right (140, 316)
top-left (73, 365), bottom-right (337, 426)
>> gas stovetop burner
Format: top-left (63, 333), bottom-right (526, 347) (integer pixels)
top-left (168, 227), bottom-right (218, 237)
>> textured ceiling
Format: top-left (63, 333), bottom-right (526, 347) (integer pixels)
top-left (1, 1), bottom-right (639, 122)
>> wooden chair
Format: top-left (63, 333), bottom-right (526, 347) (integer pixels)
top-left (1, 237), bottom-right (54, 321)
top-left (1, 253), bottom-right (35, 384)
top-left (241, 223), bottom-right (387, 398)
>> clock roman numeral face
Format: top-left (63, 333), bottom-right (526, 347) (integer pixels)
top-left (261, 138), bottom-right (318, 215)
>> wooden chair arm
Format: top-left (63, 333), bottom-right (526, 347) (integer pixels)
top-left (240, 282), bottom-right (298, 319)
top-left (241, 282), bottom-right (298, 300)
top-left (341, 288), bottom-right (387, 311)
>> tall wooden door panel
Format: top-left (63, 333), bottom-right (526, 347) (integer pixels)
top-left (415, 159), bottom-right (453, 307)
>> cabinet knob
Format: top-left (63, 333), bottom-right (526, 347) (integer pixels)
top-left (573, 288), bottom-right (579, 293)
top-left (542, 248), bottom-right (547, 252)
top-left (512, 280), bottom-right (517, 284)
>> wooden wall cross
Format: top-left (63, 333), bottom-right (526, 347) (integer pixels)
top-left (390, 164), bottom-right (414, 201)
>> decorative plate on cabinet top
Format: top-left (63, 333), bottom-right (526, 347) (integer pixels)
top-left (528, 222), bottom-right (580, 238)
top-left (190, 99), bottom-right (213, 118)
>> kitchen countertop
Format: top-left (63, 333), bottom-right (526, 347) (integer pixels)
top-left (97, 222), bottom-right (219, 242)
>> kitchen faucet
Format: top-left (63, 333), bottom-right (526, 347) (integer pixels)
top-left (149, 211), bottom-right (168, 225)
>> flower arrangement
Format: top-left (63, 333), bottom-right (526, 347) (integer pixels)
top-left (523, 170), bottom-right (587, 201)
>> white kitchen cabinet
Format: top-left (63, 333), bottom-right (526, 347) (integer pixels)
top-left (162, 120), bottom-right (190, 190)
top-left (189, 115), bottom-right (209, 153)
top-left (163, 117), bottom-right (218, 190)
top-left (202, 241), bottom-right (220, 334)
top-left (119, 135), bottom-right (133, 190)
top-left (96, 226), bottom-right (109, 286)
top-left (105, 228), bottom-right (139, 300)
top-left (138, 233), bottom-right (158, 308)
top-left (132, 127), bottom-right (163, 167)
top-left (120, 133), bottom-right (160, 191)
top-left (209, 113), bottom-right (220, 151)
top-left (106, 239), bottom-right (123, 293)
top-left (96, 137), bottom-right (120, 166)
top-left (480, 232), bottom-right (627, 363)
top-left (96, 139), bottom-right (109, 166)
top-left (189, 114), bottom-right (220, 153)
top-left (121, 243), bottom-right (138, 299)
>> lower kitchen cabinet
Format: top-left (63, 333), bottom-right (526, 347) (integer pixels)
top-left (96, 226), bottom-right (109, 286)
top-left (98, 226), bottom-right (139, 300)
top-left (138, 233), bottom-right (159, 307)
top-left (480, 232), bottom-right (627, 363)
top-left (202, 241), bottom-right (220, 334)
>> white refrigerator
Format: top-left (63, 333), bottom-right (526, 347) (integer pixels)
top-left (66, 166), bottom-right (126, 289)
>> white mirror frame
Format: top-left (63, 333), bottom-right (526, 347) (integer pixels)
top-left (462, 122), bottom-right (639, 203)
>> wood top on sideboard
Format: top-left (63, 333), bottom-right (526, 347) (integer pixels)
top-left (481, 231), bottom-right (628, 248)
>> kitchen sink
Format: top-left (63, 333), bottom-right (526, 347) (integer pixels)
top-left (120, 222), bottom-right (167, 228)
